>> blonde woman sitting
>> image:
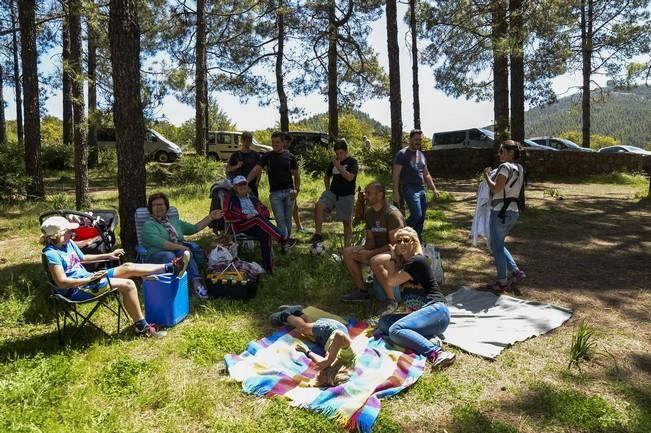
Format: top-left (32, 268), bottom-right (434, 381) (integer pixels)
top-left (373, 227), bottom-right (456, 370)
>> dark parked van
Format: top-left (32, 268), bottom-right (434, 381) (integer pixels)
top-left (285, 131), bottom-right (329, 155)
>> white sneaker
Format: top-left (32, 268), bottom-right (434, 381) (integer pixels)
top-left (431, 351), bottom-right (456, 370)
top-left (429, 336), bottom-right (444, 350)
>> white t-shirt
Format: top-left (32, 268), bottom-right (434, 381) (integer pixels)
top-left (491, 162), bottom-right (524, 212)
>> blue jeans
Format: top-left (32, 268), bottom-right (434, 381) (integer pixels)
top-left (489, 210), bottom-right (519, 281)
top-left (148, 241), bottom-right (205, 283)
top-left (402, 184), bottom-right (427, 241)
top-left (375, 302), bottom-right (450, 357)
top-left (269, 188), bottom-right (295, 238)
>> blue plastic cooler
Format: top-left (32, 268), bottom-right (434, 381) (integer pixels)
top-left (143, 273), bottom-right (189, 327)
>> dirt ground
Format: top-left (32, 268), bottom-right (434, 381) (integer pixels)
top-left (436, 179), bottom-right (650, 379)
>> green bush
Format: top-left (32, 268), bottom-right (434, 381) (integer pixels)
top-left (300, 145), bottom-right (331, 177)
top-left (41, 142), bottom-right (74, 170)
top-left (0, 142), bottom-right (30, 200)
top-left (356, 145), bottom-right (393, 176)
top-left (92, 149), bottom-right (119, 177)
top-left (147, 155), bottom-right (224, 185)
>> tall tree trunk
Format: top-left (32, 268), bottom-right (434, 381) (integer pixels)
top-left (492, 0), bottom-right (510, 153)
top-left (327, 0), bottom-right (338, 141)
top-left (70, 0), bottom-right (89, 209)
top-left (87, 9), bottom-right (98, 168)
top-left (387, 0), bottom-right (403, 155)
top-left (509, 0), bottom-right (524, 144)
top-left (0, 65), bottom-right (6, 145)
top-left (194, 0), bottom-right (207, 156)
top-left (276, 0), bottom-right (289, 132)
top-left (18, 0), bottom-right (44, 199)
top-left (409, 0), bottom-right (421, 130)
top-left (581, 0), bottom-right (593, 149)
top-left (62, 0), bottom-right (74, 147)
top-left (109, 0), bottom-right (146, 250)
top-left (11, 0), bottom-right (23, 148)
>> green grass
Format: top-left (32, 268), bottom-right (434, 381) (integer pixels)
top-left (0, 169), bottom-right (650, 432)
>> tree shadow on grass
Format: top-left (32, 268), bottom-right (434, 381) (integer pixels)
top-left (501, 374), bottom-right (651, 433)
top-left (0, 326), bottom-right (115, 364)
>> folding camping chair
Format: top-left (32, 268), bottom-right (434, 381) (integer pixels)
top-left (209, 179), bottom-right (257, 245)
top-left (134, 206), bottom-right (179, 262)
top-left (42, 254), bottom-right (128, 346)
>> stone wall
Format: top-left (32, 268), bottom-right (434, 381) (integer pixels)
top-left (424, 148), bottom-right (651, 179)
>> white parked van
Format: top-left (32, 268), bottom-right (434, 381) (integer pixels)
top-left (97, 127), bottom-right (183, 162)
top-left (206, 131), bottom-right (272, 160)
top-left (432, 128), bottom-right (495, 150)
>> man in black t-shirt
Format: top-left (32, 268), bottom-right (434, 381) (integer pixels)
top-left (226, 131), bottom-right (261, 196)
top-left (247, 131), bottom-right (300, 244)
top-left (309, 139), bottom-right (358, 246)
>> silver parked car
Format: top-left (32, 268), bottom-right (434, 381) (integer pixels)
top-left (598, 145), bottom-right (651, 155)
top-left (529, 137), bottom-right (594, 152)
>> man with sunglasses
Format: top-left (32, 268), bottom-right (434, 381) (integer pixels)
top-left (341, 182), bottom-right (404, 303)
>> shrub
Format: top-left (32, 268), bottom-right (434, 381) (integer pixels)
top-left (0, 142), bottom-right (30, 200)
top-left (356, 145), bottom-right (393, 176)
top-left (147, 155), bottom-right (224, 185)
top-left (41, 142), bottom-right (74, 170)
top-left (300, 145), bottom-right (331, 177)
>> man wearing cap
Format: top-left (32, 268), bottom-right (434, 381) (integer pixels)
top-left (226, 131), bottom-right (261, 197)
top-left (40, 216), bottom-right (190, 337)
top-left (247, 131), bottom-right (300, 246)
top-left (224, 176), bottom-right (295, 272)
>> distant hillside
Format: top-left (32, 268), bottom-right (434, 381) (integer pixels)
top-left (294, 108), bottom-right (390, 137)
top-left (525, 83), bottom-right (651, 148)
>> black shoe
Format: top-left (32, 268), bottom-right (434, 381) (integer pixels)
top-left (341, 289), bottom-right (370, 303)
top-left (308, 233), bottom-right (324, 243)
top-left (282, 238), bottom-right (297, 252)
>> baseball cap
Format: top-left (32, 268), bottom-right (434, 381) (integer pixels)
top-left (41, 216), bottom-right (79, 237)
top-left (233, 176), bottom-right (248, 185)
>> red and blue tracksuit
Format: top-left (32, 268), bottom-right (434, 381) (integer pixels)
top-left (223, 193), bottom-right (284, 271)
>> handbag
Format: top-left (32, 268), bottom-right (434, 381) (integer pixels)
top-left (423, 243), bottom-right (445, 284)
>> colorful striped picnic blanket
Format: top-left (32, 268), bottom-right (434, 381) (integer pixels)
top-left (224, 319), bottom-right (426, 432)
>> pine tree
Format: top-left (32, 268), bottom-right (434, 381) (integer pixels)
top-left (18, 0), bottom-right (44, 199)
top-left (109, 0), bottom-right (146, 249)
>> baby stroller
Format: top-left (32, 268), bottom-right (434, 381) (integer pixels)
top-left (39, 209), bottom-right (119, 270)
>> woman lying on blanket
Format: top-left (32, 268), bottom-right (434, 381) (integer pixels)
top-left (270, 306), bottom-right (355, 387)
top-left (373, 227), bottom-right (456, 370)
top-left (41, 216), bottom-right (190, 338)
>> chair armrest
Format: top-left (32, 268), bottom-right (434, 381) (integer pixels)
top-left (135, 245), bottom-right (148, 258)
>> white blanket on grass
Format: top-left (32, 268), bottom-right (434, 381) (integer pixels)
top-left (444, 287), bottom-right (573, 359)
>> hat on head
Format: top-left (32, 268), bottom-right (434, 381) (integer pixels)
top-left (41, 216), bottom-right (79, 237)
top-left (233, 175), bottom-right (248, 185)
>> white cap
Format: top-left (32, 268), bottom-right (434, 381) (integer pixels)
top-left (233, 175), bottom-right (248, 185)
top-left (40, 216), bottom-right (79, 237)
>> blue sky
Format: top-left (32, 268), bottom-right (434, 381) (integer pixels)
top-left (3, 3), bottom-right (614, 139)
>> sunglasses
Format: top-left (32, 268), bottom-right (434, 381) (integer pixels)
top-left (395, 238), bottom-right (412, 245)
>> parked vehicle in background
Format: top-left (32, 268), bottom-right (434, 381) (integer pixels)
top-left (206, 131), bottom-right (272, 160)
top-left (432, 128), bottom-right (494, 149)
top-left (529, 137), bottom-right (594, 152)
top-left (97, 127), bottom-right (183, 162)
top-left (284, 131), bottom-right (330, 156)
top-left (598, 145), bottom-right (651, 155)
top-left (523, 139), bottom-right (558, 151)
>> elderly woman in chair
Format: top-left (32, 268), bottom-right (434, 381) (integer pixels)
top-left (41, 216), bottom-right (190, 337)
top-left (223, 176), bottom-right (295, 274)
top-left (142, 192), bottom-right (223, 299)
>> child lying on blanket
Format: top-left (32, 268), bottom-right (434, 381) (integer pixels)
top-left (270, 305), bottom-right (355, 387)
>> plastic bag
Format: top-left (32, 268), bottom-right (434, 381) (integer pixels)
top-left (208, 245), bottom-right (233, 267)
top-left (423, 244), bottom-right (444, 284)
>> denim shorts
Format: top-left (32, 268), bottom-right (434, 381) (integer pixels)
top-left (57, 267), bottom-right (116, 301)
top-left (312, 318), bottom-right (348, 347)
